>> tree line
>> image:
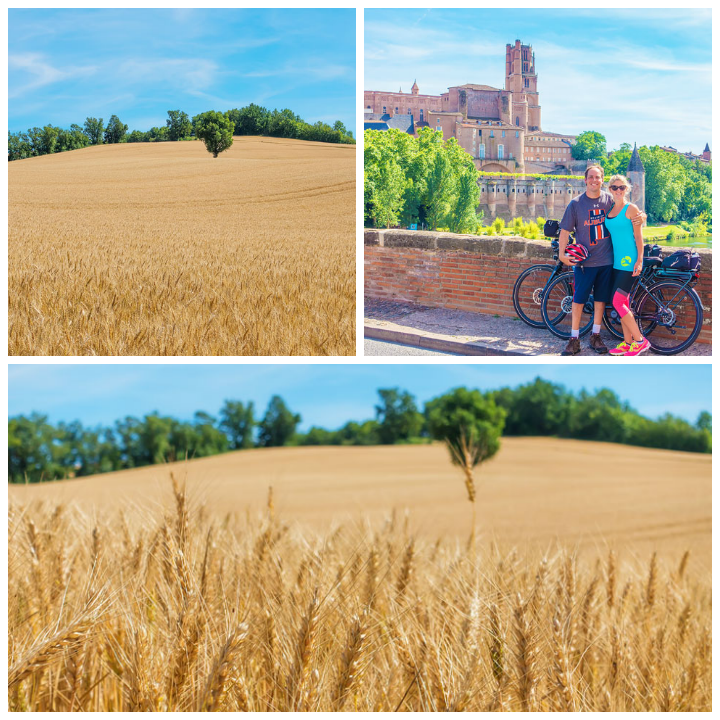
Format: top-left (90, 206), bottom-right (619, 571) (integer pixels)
top-left (8, 104), bottom-right (355, 161)
top-left (572, 131), bottom-right (712, 225)
top-left (8, 379), bottom-right (710, 484)
top-left (365, 127), bottom-right (482, 232)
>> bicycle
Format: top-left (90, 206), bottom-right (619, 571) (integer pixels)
top-left (601, 256), bottom-right (703, 355)
top-left (541, 254), bottom-right (703, 353)
top-left (512, 223), bottom-right (594, 334)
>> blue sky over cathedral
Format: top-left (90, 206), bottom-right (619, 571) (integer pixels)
top-left (365, 9), bottom-right (710, 152)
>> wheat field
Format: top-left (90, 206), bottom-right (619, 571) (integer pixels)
top-left (8, 137), bottom-right (355, 356)
top-left (8, 441), bottom-right (711, 711)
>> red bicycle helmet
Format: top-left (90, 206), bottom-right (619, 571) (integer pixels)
top-left (565, 243), bottom-right (589, 264)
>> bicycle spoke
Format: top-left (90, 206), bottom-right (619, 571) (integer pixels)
top-left (637, 281), bottom-right (702, 354)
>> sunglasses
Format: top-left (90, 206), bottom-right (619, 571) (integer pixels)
top-left (609, 185), bottom-right (627, 191)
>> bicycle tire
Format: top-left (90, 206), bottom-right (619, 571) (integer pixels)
top-left (540, 272), bottom-right (594, 339)
top-left (635, 280), bottom-right (703, 355)
top-left (512, 264), bottom-right (557, 328)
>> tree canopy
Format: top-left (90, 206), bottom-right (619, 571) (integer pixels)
top-left (364, 128), bottom-right (481, 232)
top-left (571, 130), bottom-right (607, 161)
top-left (193, 110), bottom-right (235, 158)
top-left (8, 381), bottom-right (711, 483)
top-left (9, 104), bottom-right (355, 161)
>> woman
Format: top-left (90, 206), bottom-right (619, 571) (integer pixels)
top-left (605, 174), bottom-right (650, 356)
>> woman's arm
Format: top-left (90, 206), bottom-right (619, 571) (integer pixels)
top-left (627, 204), bottom-right (644, 275)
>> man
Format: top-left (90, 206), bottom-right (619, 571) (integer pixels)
top-left (558, 164), bottom-right (644, 355)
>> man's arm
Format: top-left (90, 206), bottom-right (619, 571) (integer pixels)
top-left (631, 209), bottom-right (647, 227)
top-left (558, 229), bottom-right (574, 266)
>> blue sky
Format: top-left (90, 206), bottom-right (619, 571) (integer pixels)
top-left (8, 364), bottom-right (710, 431)
top-left (9, 8), bottom-right (356, 136)
top-left (365, 9), bottom-right (711, 153)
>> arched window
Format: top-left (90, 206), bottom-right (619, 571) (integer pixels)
top-left (516, 116), bottom-right (520, 126)
top-left (498, 144), bottom-right (505, 159)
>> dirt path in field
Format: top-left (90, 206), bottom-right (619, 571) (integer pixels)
top-left (9, 438), bottom-right (710, 568)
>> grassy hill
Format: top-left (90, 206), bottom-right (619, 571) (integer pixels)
top-left (8, 137), bottom-right (355, 355)
top-left (10, 437), bottom-right (710, 566)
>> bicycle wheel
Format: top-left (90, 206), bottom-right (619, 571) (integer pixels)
top-left (540, 272), bottom-right (594, 339)
top-left (512, 264), bottom-right (557, 328)
top-left (635, 281), bottom-right (703, 355)
top-left (602, 305), bottom-right (624, 340)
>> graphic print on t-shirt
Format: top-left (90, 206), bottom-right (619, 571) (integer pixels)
top-left (585, 206), bottom-right (610, 246)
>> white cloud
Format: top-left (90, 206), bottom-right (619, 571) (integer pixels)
top-left (9, 52), bottom-right (97, 98)
top-left (118, 58), bottom-right (220, 93)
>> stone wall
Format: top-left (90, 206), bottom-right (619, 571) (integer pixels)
top-left (477, 175), bottom-right (586, 221)
top-left (365, 229), bottom-right (711, 345)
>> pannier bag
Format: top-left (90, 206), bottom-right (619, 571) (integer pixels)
top-left (661, 249), bottom-right (701, 272)
top-left (643, 243), bottom-right (662, 258)
top-left (544, 219), bottom-right (561, 238)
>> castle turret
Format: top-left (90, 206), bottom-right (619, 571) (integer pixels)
top-left (702, 142), bottom-right (711, 162)
top-left (627, 143), bottom-right (645, 213)
top-left (411, 80), bottom-right (419, 96)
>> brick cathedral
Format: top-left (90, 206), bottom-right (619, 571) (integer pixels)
top-left (364, 40), bottom-right (576, 174)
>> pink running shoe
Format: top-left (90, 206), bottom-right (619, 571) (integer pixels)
top-left (609, 341), bottom-right (631, 356)
top-left (624, 337), bottom-right (650, 356)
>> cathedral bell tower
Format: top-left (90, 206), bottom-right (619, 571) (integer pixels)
top-left (505, 39), bottom-right (540, 131)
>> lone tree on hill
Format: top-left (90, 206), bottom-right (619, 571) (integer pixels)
top-left (194, 110), bottom-right (234, 158)
top-left (425, 387), bottom-right (506, 544)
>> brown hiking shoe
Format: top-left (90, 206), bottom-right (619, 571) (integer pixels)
top-left (561, 337), bottom-right (581, 356)
top-left (589, 333), bottom-right (608, 354)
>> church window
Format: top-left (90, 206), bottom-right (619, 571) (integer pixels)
top-left (516, 116), bottom-right (520, 126)
top-left (420, 109), bottom-right (423, 121)
top-left (498, 144), bottom-right (504, 159)
top-left (490, 130), bottom-right (494, 138)
top-left (478, 144), bottom-right (485, 159)
top-left (382, 106), bottom-right (386, 114)
top-left (395, 107), bottom-right (398, 114)
top-left (509, 152), bottom-right (513, 159)
top-left (502, 130), bottom-right (505, 138)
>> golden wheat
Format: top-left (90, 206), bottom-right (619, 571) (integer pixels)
top-left (9, 137), bottom-right (355, 356)
top-left (8, 477), bottom-right (711, 712)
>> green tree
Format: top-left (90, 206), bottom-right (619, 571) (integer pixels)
top-left (492, 378), bottom-right (570, 436)
top-left (8, 132), bottom-right (33, 161)
top-left (425, 388), bottom-right (506, 468)
top-left (166, 110), bottom-right (192, 141)
top-left (194, 110), bottom-right (234, 158)
top-left (104, 115), bottom-right (128, 144)
top-left (219, 400), bottom-right (256, 449)
top-left (375, 388), bottom-right (424, 444)
top-left (258, 396), bottom-right (301, 447)
top-left (39, 125), bottom-right (59, 155)
top-left (571, 131), bottom-right (607, 161)
top-left (58, 124), bottom-right (90, 152)
top-left (641, 146), bottom-right (686, 222)
top-left (83, 117), bottom-right (104, 145)
top-left (425, 388), bottom-right (506, 543)
top-left (696, 411), bottom-right (711, 433)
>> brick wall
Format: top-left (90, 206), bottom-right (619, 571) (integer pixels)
top-left (365, 229), bottom-right (712, 344)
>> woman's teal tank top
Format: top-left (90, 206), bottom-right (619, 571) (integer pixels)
top-left (605, 204), bottom-right (637, 271)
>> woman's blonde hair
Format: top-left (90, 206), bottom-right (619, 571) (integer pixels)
top-left (609, 174), bottom-right (632, 199)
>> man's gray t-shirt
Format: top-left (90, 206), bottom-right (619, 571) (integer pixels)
top-left (559, 191), bottom-right (614, 267)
